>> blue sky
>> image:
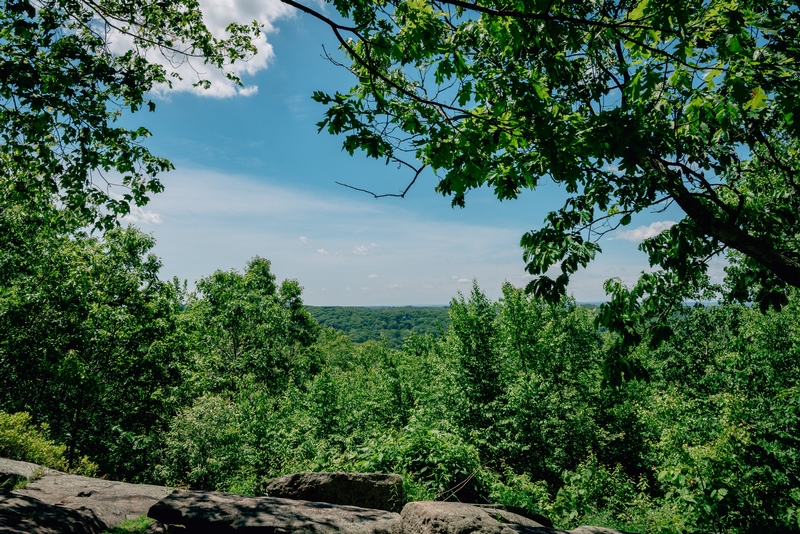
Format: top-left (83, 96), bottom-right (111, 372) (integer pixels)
top-left (119, 1), bottom-right (703, 305)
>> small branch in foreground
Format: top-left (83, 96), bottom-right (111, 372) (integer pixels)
top-left (336, 162), bottom-right (426, 198)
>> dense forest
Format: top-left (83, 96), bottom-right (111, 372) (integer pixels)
top-left (1, 206), bottom-right (799, 534)
top-left (307, 307), bottom-right (451, 349)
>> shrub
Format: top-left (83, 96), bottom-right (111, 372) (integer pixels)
top-left (0, 410), bottom-right (68, 470)
top-left (157, 395), bottom-right (257, 491)
top-left (0, 411), bottom-right (97, 476)
top-left (354, 415), bottom-right (483, 502)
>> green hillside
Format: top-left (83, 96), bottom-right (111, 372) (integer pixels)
top-left (307, 306), bottom-right (450, 348)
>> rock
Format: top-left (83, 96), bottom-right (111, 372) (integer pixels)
top-left (0, 490), bottom-right (106, 534)
top-left (470, 504), bottom-right (553, 528)
top-left (148, 490), bottom-right (401, 533)
top-left (396, 501), bottom-right (630, 534)
top-left (0, 457), bottom-right (58, 480)
top-left (143, 520), bottom-right (187, 533)
top-left (263, 472), bottom-right (404, 512)
top-left (1, 457), bottom-right (171, 528)
top-left (397, 501), bottom-right (553, 534)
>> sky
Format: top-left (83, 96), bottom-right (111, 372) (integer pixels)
top-left (116, 0), bottom-right (702, 306)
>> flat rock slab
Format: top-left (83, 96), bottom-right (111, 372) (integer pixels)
top-left (398, 501), bottom-right (553, 534)
top-left (263, 472), bottom-right (404, 512)
top-left (149, 490), bottom-right (401, 533)
top-left (0, 490), bottom-right (106, 534)
top-left (0, 458), bottom-right (58, 480)
top-left (1, 457), bottom-right (171, 528)
top-left (397, 502), bottom-right (628, 534)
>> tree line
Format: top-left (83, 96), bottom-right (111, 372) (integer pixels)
top-left (307, 306), bottom-right (450, 349)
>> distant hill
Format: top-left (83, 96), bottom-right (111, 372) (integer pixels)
top-left (306, 306), bottom-right (451, 349)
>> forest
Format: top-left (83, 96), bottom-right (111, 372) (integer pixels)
top-left (1, 207), bottom-right (798, 534)
top-left (307, 307), bottom-right (451, 348)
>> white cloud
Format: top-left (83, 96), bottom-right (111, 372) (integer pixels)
top-left (361, 287), bottom-right (370, 291)
top-left (370, 243), bottom-right (378, 247)
top-left (299, 236), bottom-right (309, 244)
top-left (388, 284), bottom-right (401, 289)
top-left (122, 206), bottom-right (163, 225)
top-left (367, 273), bottom-right (378, 279)
top-left (614, 221), bottom-right (676, 242)
top-left (106, 0), bottom-right (295, 98)
top-left (352, 245), bottom-right (369, 256)
top-left (142, 168), bottom-right (664, 304)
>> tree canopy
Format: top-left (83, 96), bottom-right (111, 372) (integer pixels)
top-left (285, 0), bottom-right (800, 364)
top-left (0, 0), bottom-right (259, 228)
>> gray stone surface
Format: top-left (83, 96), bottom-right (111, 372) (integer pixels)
top-left (397, 501), bottom-right (553, 534)
top-left (1, 459), bottom-right (630, 534)
top-left (470, 504), bottom-right (553, 528)
top-left (17, 471), bottom-right (172, 527)
top-left (1, 457), bottom-right (171, 528)
top-left (0, 457), bottom-right (58, 480)
top-left (148, 490), bottom-right (401, 533)
top-left (143, 520), bottom-right (186, 533)
top-left (263, 472), bottom-right (404, 512)
top-left (396, 501), bottom-right (628, 534)
top-left (0, 490), bottom-right (106, 534)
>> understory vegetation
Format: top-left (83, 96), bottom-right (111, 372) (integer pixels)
top-left (1, 209), bottom-right (798, 534)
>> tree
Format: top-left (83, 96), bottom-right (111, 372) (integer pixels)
top-left (283, 0), bottom-right (800, 365)
top-left (0, 206), bottom-right (186, 479)
top-left (186, 257), bottom-right (319, 394)
top-left (448, 281), bottom-right (502, 432)
top-left (1, 0), bottom-right (259, 228)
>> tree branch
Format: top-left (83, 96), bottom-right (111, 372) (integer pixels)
top-left (335, 161), bottom-right (426, 198)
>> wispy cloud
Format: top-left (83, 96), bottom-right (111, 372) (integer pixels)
top-left (367, 274), bottom-right (378, 278)
top-left (352, 245), bottom-right (369, 256)
top-left (614, 221), bottom-right (676, 242)
top-left (143, 168), bottom-right (664, 304)
top-left (299, 236), bottom-right (309, 244)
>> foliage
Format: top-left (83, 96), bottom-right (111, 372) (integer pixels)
top-left (448, 281), bottom-right (502, 433)
top-left (156, 394), bottom-right (258, 492)
top-left (0, 0), bottom-right (259, 227)
top-left (0, 410), bottom-right (68, 470)
top-left (307, 306), bottom-right (450, 348)
top-left (182, 257), bottom-right (319, 396)
top-left (355, 416), bottom-right (483, 502)
top-left (0, 203), bottom-right (185, 480)
top-left (101, 516), bottom-right (154, 534)
top-left (0, 411), bottom-right (97, 476)
top-left (291, 0), bottom-right (800, 375)
top-left (1, 207), bottom-right (798, 533)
